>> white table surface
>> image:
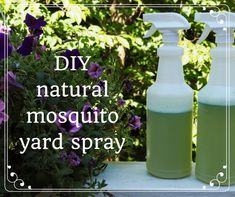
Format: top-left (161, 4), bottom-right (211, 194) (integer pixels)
top-left (96, 162), bottom-right (235, 196)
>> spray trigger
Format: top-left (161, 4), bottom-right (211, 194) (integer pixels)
top-left (197, 24), bottom-right (211, 44)
top-left (144, 25), bottom-right (156, 38)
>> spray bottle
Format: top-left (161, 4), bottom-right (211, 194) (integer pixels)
top-left (144, 13), bottom-right (193, 178)
top-left (195, 12), bottom-right (235, 185)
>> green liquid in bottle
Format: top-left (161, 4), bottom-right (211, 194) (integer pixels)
top-left (146, 110), bottom-right (192, 178)
top-left (196, 103), bottom-right (235, 185)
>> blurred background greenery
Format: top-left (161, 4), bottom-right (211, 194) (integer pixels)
top-left (1, 0), bottom-right (234, 163)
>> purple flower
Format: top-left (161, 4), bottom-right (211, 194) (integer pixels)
top-left (16, 36), bottom-right (34, 56)
top-left (118, 99), bottom-right (126, 107)
top-left (55, 110), bottom-right (82, 133)
top-left (0, 25), bottom-right (13, 61)
top-left (59, 151), bottom-right (81, 167)
top-left (128, 115), bottom-right (141, 130)
top-left (0, 100), bottom-right (9, 125)
top-left (17, 14), bottom-right (46, 57)
top-left (41, 45), bottom-right (46, 51)
top-left (67, 151), bottom-right (81, 167)
top-left (87, 62), bottom-right (102, 79)
top-left (24, 13), bottom-right (46, 35)
top-left (60, 49), bottom-right (82, 69)
top-left (82, 102), bottom-right (100, 123)
top-left (0, 71), bottom-right (24, 91)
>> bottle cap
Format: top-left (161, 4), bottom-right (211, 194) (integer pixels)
top-left (195, 12), bottom-right (235, 44)
top-left (143, 13), bottom-right (190, 43)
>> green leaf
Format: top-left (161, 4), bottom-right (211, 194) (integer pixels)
top-left (66, 5), bottom-right (82, 25)
top-left (51, 11), bottom-right (64, 23)
top-left (89, 25), bottom-right (102, 33)
top-left (117, 37), bottom-right (130, 49)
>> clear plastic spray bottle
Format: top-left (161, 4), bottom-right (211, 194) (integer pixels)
top-left (195, 12), bottom-right (235, 185)
top-left (144, 13), bottom-right (193, 178)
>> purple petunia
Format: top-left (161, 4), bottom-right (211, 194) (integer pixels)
top-left (82, 102), bottom-right (100, 123)
top-left (16, 36), bottom-right (34, 56)
top-left (41, 45), bottom-right (46, 51)
top-left (16, 14), bottom-right (46, 57)
top-left (24, 13), bottom-right (46, 36)
top-left (0, 100), bottom-right (9, 126)
top-left (118, 99), bottom-right (126, 107)
top-left (55, 110), bottom-right (82, 133)
top-left (67, 151), bottom-right (81, 167)
top-left (87, 62), bottom-right (102, 79)
top-left (0, 71), bottom-right (24, 91)
top-left (128, 115), bottom-right (141, 130)
top-left (60, 49), bottom-right (82, 69)
top-left (59, 151), bottom-right (81, 167)
top-left (0, 25), bottom-right (12, 61)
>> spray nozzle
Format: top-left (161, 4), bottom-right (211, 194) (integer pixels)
top-left (195, 12), bottom-right (235, 44)
top-left (143, 13), bottom-right (190, 43)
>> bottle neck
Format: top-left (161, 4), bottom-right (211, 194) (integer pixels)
top-left (161, 30), bottom-right (179, 43)
top-left (156, 44), bottom-right (185, 84)
top-left (215, 29), bottom-right (234, 44)
top-left (209, 45), bottom-right (235, 87)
